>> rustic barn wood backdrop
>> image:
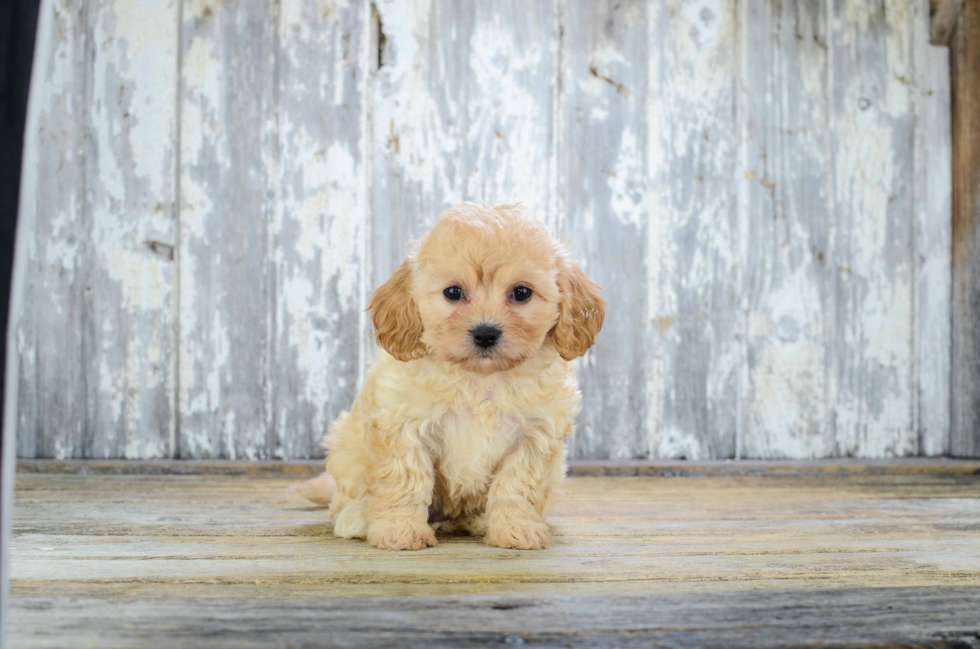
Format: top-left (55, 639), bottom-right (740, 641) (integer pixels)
top-left (13, 0), bottom-right (954, 460)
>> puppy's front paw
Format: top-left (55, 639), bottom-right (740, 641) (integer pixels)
top-left (368, 523), bottom-right (437, 551)
top-left (485, 522), bottom-right (552, 550)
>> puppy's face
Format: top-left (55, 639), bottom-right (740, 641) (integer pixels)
top-left (413, 214), bottom-right (562, 374)
top-left (370, 204), bottom-right (605, 374)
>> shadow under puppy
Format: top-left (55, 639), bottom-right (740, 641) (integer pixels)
top-left (298, 203), bottom-right (605, 550)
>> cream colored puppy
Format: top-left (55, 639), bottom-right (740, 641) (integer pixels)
top-left (321, 203), bottom-right (604, 551)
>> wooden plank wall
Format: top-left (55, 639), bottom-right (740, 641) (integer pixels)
top-left (14, 0), bottom-right (953, 460)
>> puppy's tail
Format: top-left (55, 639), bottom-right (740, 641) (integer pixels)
top-left (291, 471), bottom-right (336, 506)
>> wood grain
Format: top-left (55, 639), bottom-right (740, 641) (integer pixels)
top-left (559, 0), bottom-right (649, 460)
top-left (11, 588), bottom-right (980, 649)
top-left (951, 0), bottom-right (980, 457)
top-left (738, 0), bottom-right (831, 458)
top-left (645, 0), bottom-right (740, 460)
top-left (16, 0), bottom-right (96, 459)
top-left (272, 0), bottom-right (369, 459)
top-left (913, 0), bottom-right (953, 456)
top-left (177, 0), bottom-right (278, 459)
top-left (828, 0), bottom-right (917, 457)
top-left (8, 470), bottom-right (980, 647)
top-left (15, 587), bottom-right (980, 648)
top-left (83, 0), bottom-right (178, 459)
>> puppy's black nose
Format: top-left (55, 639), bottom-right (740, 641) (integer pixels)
top-left (471, 324), bottom-right (501, 349)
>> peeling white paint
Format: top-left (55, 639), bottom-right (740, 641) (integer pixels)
top-left (644, 0), bottom-right (740, 459)
top-left (607, 128), bottom-right (645, 228)
top-left (912, 0), bottom-right (952, 455)
top-left (657, 426), bottom-right (706, 460)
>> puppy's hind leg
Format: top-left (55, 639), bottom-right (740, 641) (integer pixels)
top-left (332, 497), bottom-right (369, 539)
top-left (293, 470), bottom-right (368, 539)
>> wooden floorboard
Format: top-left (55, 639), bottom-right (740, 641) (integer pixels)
top-left (8, 463), bottom-right (980, 648)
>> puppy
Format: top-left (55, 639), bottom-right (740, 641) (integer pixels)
top-left (319, 203), bottom-right (604, 550)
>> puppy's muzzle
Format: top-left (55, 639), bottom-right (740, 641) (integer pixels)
top-left (471, 323), bottom-right (501, 350)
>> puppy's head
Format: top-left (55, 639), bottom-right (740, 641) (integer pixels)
top-left (370, 203), bottom-right (605, 374)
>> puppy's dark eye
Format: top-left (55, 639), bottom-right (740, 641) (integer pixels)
top-left (510, 286), bottom-right (533, 303)
top-left (443, 286), bottom-right (464, 302)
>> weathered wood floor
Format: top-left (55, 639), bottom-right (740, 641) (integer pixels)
top-left (9, 461), bottom-right (980, 648)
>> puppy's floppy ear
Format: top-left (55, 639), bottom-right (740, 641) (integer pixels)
top-left (552, 251), bottom-right (606, 361)
top-left (369, 260), bottom-right (426, 361)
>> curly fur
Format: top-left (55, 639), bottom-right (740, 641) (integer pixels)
top-left (317, 203), bottom-right (605, 550)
